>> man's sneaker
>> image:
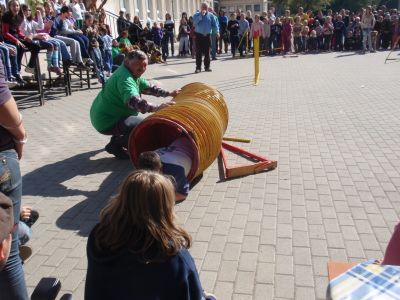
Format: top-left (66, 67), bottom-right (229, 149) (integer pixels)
top-left (105, 142), bottom-right (130, 160)
top-left (195, 69), bottom-right (201, 73)
top-left (25, 66), bottom-right (35, 74)
top-left (84, 58), bottom-right (94, 66)
top-left (205, 68), bottom-right (212, 72)
top-left (22, 209), bottom-right (39, 227)
top-left (204, 292), bottom-right (217, 300)
top-left (15, 75), bottom-right (27, 87)
top-left (76, 63), bottom-right (89, 70)
top-left (62, 60), bottom-right (73, 68)
top-left (7, 80), bottom-right (18, 88)
top-left (19, 245), bottom-right (32, 263)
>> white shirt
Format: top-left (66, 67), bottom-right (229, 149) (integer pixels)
top-left (155, 137), bottom-right (193, 176)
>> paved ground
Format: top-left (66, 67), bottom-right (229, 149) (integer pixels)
top-left (19, 50), bottom-right (400, 299)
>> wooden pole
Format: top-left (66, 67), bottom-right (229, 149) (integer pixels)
top-left (254, 34), bottom-right (260, 85)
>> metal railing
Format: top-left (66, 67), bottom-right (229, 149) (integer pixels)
top-left (104, 10), bottom-right (119, 38)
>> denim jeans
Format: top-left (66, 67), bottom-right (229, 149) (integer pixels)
top-left (50, 38), bottom-right (71, 62)
top-left (89, 47), bottom-right (105, 84)
top-left (0, 45), bottom-right (13, 80)
top-left (294, 36), bottom-right (303, 53)
top-left (18, 221), bottom-right (31, 246)
top-left (55, 35), bottom-right (82, 63)
top-left (67, 34), bottom-right (90, 59)
top-left (101, 115), bottom-right (144, 149)
top-left (210, 33), bottom-right (217, 59)
top-left (102, 49), bottom-right (112, 73)
top-left (165, 31), bottom-right (174, 56)
top-left (363, 28), bottom-right (372, 51)
top-left (0, 149), bottom-right (29, 300)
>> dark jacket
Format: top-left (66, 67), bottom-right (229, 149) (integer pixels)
top-left (85, 224), bottom-right (206, 300)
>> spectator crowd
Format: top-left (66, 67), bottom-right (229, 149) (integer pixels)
top-left (0, 1), bottom-right (399, 89)
top-left (113, 4), bottom-right (400, 62)
top-left (1, 1), bottom-right (400, 299)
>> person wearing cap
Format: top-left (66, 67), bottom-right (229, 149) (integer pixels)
top-left (0, 193), bottom-right (14, 271)
top-left (90, 50), bottom-right (179, 160)
top-left (0, 55), bottom-right (29, 298)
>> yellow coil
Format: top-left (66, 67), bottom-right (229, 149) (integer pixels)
top-left (136, 82), bottom-right (229, 178)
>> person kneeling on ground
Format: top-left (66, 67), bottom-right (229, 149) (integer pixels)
top-left (85, 170), bottom-right (216, 300)
top-left (90, 50), bottom-right (179, 159)
top-left (138, 135), bottom-right (193, 202)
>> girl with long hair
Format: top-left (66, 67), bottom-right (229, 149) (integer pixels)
top-left (20, 4), bottom-right (63, 75)
top-left (2, 0), bottom-right (40, 80)
top-left (164, 12), bottom-right (175, 56)
top-left (85, 170), bottom-right (216, 299)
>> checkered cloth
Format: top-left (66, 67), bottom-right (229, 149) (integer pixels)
top-left (329, 260), bottom-right (400, 300)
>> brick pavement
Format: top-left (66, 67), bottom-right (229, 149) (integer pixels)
top-left (19, 51), bottom-right (400, 299)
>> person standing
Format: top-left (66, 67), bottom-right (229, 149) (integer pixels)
top-left (218, 10), bottom-right (229, 54)
top-left (238, 13), bottom-right (249, 57)
top-left (227, 13), bottom-right (239, 58)
top-left (0, 56), bottom-right (29, 299)
top-left (192, 2), bottom-right (219, 73)
top-left (209, 8), bottom-right (219, 61)
top-left (361, 6), bottom-right (376, 53)
top-left (163, 13), bottom-right (175, 57)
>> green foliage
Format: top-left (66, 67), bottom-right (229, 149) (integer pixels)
top-left (329, 0), bottom-right (381, 11)
top-left (272, 0), bottom-right (331, 12)
top-left (26, 0), bottom-right (45, 16)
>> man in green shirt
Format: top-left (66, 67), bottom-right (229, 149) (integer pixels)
top-left (90, 50), bottom-right (179, 159)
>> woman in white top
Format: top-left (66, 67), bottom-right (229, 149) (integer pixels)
top-left (20, 4), bottom-right (62, 74)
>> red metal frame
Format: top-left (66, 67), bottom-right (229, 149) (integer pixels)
top-left (220, 142), bottom-right (277, 179)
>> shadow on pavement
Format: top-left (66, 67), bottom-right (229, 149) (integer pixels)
top-left (23, 149), bottom-right (133, 236)
top-left (151, 72), bottom-right (198, 80)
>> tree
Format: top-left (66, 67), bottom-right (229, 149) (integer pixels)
top-left (329, 0), bottom-right (384, 11)
top-left (272, 0), bottom-right (331, 14)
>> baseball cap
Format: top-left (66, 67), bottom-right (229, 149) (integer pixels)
top-left (0, 193), bottom-right (13, 243)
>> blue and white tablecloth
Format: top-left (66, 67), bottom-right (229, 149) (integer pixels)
top-left (328, 260), bottom-right (400, 300)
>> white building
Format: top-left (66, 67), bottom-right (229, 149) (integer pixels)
top-left (217, 0), bottom-right (268, 14)
top-left (103, 0), bottom-right (213, 22)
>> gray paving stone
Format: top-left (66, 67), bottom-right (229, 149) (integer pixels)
top-left (20, 51), bottom-right (400, 299)
top-left (235, 271), bottom-right (256, 294)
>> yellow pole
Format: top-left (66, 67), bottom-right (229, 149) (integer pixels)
top-left (254, 35), bottom-right (260, 85)
top-left (223, 137), bottom-right (251, 143)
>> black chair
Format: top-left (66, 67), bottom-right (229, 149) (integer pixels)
top-left (31, 277), bottom-right (73, 300)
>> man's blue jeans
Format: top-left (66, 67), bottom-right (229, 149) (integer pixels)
top-left (0, 44), bottom-right (18, 79)
top-left (363, 28), bottom-right (373, 51)
top-left (101, 115), bottom-right (144, 149)
top-left (0, 149), bottom-right (28, 300)
top-left (18, 221), bottom-right (32, 246)
top-left (211, 33), bottom-right (217, 59)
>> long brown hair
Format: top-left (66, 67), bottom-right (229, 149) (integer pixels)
top-left (94, 170), bottom-right (191, 262)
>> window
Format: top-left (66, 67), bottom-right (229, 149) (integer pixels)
top-left (254, 4), bottom-right (261, 12)
top-left (134, 0), bottom-right (142, 17)
top-left (157, 0), bottom-right (162, 20)
top-left (147, 0), bottom-right (152, 19)
top-left (245, 5), bottom-right (252, 12)
top-left (119, 0), bottom-right (128, 10)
